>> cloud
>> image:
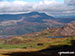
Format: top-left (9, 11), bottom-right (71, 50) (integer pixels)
top-left (0, 0), bottom-right (62, 12)
top-left (65, 0), bottom-right (75, 5)
top-left (0, 1), bottom-right (32, 11)
top-left (0, 0), bottom-right (75, 17)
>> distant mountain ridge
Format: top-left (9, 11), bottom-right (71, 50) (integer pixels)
top-left (0, 12), bottom-right (63, 36)
top-left (56, 15), bottom-right (75, 23)
top-left (0, 12), bottom-right (75, 23)
top-left (0, 11), bottom-right (75, 36)
top-left (0, 12), bottom-right (54, 22)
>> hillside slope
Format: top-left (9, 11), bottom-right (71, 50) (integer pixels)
top-left (49, 23), bottom-right (75, 36)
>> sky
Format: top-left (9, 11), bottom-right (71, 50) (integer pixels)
top-left (0, 0), bottom-right (64, 2)
top-left (0, 0), bottom-right (75, 17)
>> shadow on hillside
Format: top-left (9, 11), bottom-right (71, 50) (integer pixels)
top-left (3, 40), bottom-right (75, 56)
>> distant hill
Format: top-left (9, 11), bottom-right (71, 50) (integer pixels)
top-left (0, 12), bottom-right (63, 36)
top-left (56, 16), bottom-right (75, 23)
top-left (0, 12), bottom-right (55, 22)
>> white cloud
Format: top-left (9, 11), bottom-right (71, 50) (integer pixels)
top-left (0, 0), bottom-right (62, 12)
top-left (0, 1), bottom-right (33, 12)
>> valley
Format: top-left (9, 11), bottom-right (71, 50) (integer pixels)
top-left (0, 12), bottom-right (75, 56)
top-left (0, 22), bottom-right (74, 49)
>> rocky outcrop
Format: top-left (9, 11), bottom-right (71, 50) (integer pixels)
top-left (50, 23), bottom-right (75, 36)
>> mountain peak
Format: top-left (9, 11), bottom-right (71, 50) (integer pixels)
top-left (28, 11), bottom-right (48, 16)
